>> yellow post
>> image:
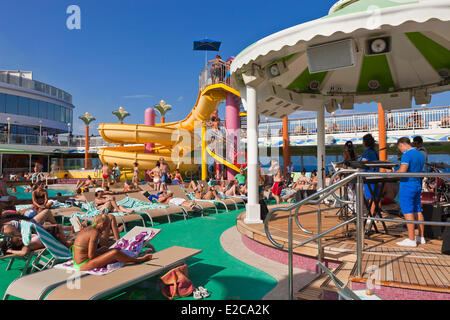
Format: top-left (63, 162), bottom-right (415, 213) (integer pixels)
top-left (201, 122), bottom-right (207, 180)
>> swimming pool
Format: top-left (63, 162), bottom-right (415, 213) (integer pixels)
top-left (8, 186), bottom-right (74, 200)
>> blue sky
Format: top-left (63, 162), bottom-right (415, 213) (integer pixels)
top-left (0, 0), bottom-right (448, 134)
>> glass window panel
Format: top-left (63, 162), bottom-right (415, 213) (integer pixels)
top-left (60, 106), bottom-right (65, 122)
top-left (18, 97), bottom-right (29, 116)
top-left (48, 103), bottom-right (55, 120)
top-left (64, 107), bottom-right (68, 123)
top-left (0, 93), bottom-right (5, 113)
top-left (39, 101), bottom-right (47, 119)
top-left (54, 104), bottom-right (60, 122)
top-left (5, 94), bottom-right (18, 114)
top-left (29, 99), bottom-right (39, 117)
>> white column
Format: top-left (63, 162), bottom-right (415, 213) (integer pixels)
top-left (244, 85), bottom-right (262, 224)
top-left (317, 106), bottom-right (326, 190)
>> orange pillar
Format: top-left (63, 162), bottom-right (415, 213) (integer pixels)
top-left (378, 103), bottom-right (387, 162)
top-left (282, 116), bottom-right (291, 176)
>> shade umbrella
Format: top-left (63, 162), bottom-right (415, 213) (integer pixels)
top-left (231, 0), bottom-right (450, 117)
top-left (230, 0), bottom-right (450, 249)
top-left (194, 39), bottom-right (222, 67)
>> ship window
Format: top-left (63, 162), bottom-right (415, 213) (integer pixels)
top-left (5, 94), bottom-right (18, 114)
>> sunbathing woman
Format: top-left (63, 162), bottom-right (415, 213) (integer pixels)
top-left (75, 175), bottom-right (96, 191)
top-left (71, 214), bottom-right (152, 271)
top-left (156, 190), bottom-right (199, 211)
top-left (94, 189), bottom-right (135, 215)
top-left (194, 185), bottom-right (220, 201)
top-left (123, 180), bottom-right (137, 193)
top-left (32, 182), bottom-right (54, 211)
top-left (0, 214), bottom-right (71, 257)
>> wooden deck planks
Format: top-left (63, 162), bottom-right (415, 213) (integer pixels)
top-left (239, 206), bottom-right (450, 292)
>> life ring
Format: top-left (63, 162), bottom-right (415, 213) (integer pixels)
top-left (234, 152), bottom-right (247, 169)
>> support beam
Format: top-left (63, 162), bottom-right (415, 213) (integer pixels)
top-left (201, 122), bottom-right (207, 181)
top-left (244, 85), bottom-right (262, 224)
top-left (225, 92), bottom-right (241, 180)
top-left (282, 116), bottom-right (290, 177)
top-left (378, 103), bottom-right (387, 162)
top-left (317, 106), bottom-right (326, 190)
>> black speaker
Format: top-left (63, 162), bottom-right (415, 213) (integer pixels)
top-left (423, 203), bottom-right (447, 239)
top-left (442, 218), bottom-right (450, 255)
top-left (259, 199), bottom-right (269, 221)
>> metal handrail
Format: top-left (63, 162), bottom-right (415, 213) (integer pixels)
top-left (263, 170), bottom-right (450, 300)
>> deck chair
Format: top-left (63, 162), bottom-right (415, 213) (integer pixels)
top-left (195, 181), bottom-right (241, 212)
top-left (140, 185), bottom-right (198, 218)
top-left (317, 262), bottom-right (382, 300)
top-left (24, 222), bottom-right (73, 273)
top-left (78, 193), bottom-right (145, 232)
top-left (4, 246), bottom-right (200, 300)
top-left (215, 181), bottom-right (247, 206)
top-left (167, 185), bottom-right (217, 214)
top-left (122, 192), bottom-right (187, 225)
top-left (3, 226), bottom-right (162, 300)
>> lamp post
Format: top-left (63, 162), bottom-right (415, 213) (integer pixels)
top-left (79, 112), bottom-right (96, 170)
top-left (112, 107), bottom-right (130, 124)
top-left (39, 120), bottom-right (43, 145)
top-left (7, 117), bottom-right (11, 144)
top-left (112, 107), bottom-right (130, 147)
top-left (67, 123), bottom-right (72, 146)
top-left (154, 100), bottom-right (172, 124)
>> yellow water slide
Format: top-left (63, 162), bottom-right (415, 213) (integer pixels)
top-left (98, 84), bottom-right (241, 173)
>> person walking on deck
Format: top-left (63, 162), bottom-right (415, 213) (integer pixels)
top-left (394, 137), bottom-right (426, 247)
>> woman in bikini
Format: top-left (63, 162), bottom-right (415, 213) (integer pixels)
top-left (151, 162), bottom-right (162, 191)
top-left (94, 189), bottom-right (135, 215)
top-left (71, 214), bottom-right (152, 271)
top-left (32, 182), bottom-right (54, 212)
top-left (0, 214), bottom-right (71, 257)
top-left (132, 162), bottom-right (139, 189)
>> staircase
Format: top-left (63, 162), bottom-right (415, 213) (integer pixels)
top-left (296, 261), bottom-right (354, 300)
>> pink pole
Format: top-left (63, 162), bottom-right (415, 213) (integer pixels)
top-left (225, 92), bottom-right (241, 180)
top-left (145, 108), bottom-right (156, 153)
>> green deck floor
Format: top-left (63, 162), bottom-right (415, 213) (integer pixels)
top-left (0, 208), bottom-right (277, 300)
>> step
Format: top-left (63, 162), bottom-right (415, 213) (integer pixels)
top-left (295, 273), bottom-right (327, 300)
top-left (295, 261), bottom-right (355, 300)
top-left (320, 261), bottom-right (355, 294)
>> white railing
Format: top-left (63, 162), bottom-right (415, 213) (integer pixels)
top-left (0, 134), bottom-right (116, 148)
top-left (199, 61), bottom-right (231, 91)
top-left (0, 73), bottom-right (72, 104)
top-left (259, 106), bottom-right (450, 137)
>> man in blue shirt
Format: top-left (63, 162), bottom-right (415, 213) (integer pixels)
top-left (394, 137), bottom-right (425, 247)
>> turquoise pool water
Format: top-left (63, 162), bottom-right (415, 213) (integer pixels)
top-left (8, 186), bottom-right (74, 200)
